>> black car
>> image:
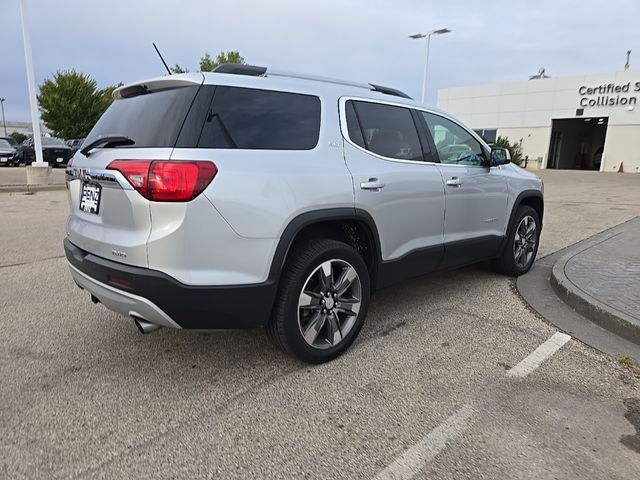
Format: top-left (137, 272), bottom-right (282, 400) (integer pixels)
top-left (16, 136), bottom-right (74, 167)
top-left (0, 136), bottom-right (18, 147)
top-left (0, 138), bottom-right (18, 166)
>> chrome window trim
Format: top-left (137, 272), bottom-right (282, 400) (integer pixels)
top-left (338, 96), bottom-right (436, 166)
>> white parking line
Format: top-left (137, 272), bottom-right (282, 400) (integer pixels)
top-left (373, 332), bottom-right (572, 479)
top-left (507, 332), bottom-right (572, 378)
top-left (373, 404), bottom-right (475, 480)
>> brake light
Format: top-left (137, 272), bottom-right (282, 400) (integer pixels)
top-left (106, 160), bottom-right (217, 202)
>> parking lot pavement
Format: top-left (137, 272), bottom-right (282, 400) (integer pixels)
top-left (535, 170), bottom-right (640, 257)
top-left (2, 171), bottom-right (640, 479)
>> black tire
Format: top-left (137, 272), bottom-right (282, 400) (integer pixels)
top-left (266, 239), bottom-right (371, 364)
top-left (492, 205), bottom-right (540, 276)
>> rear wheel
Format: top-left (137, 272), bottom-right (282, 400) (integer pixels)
top-left (492, 205), bottom-right (540, 276)
top-left (267, 239), bottom-right (370, 364)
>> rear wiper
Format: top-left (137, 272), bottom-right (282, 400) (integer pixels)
top-left (81, 135), bottom-right (135, 156)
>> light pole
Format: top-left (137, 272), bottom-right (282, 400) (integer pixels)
top-left (409, 28), bottom-right (451, 104)
top-left (0, 98), bottom-right (6, 136)
top-left (19, 0), bottom-right (45, 167)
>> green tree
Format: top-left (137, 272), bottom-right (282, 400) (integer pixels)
top-left (170, 64), bottom-right (189, 74)
top-left (199, 51), bottom-right (245, 72)
top-left (9, 131), bottom-right (28, 144)
top-left (493, 135), bottom-right (523, 166)
top-left (37, 70), bottom-right (121, 139)
top-left (171, 51), bottom-right (246, 74)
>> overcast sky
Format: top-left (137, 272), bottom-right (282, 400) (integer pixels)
top-left (2, 0), bottom-right (639, 123)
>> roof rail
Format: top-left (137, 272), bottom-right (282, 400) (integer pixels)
top-left (267, 69), bottom-right (371, 89)
top-left (369, 84), bottom-right (412, 99)
top-left (211, 63), bottom-right (412, 99)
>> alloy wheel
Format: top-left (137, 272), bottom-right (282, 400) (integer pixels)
top-left (297, 259), bottom-right (362, 349)
top-left (513, 215), bottom-right (537, 269)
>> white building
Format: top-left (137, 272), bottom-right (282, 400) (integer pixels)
top-left (2, 121), bottom-right (51, 137)
top-left (437, 70), bottom-right (640, 173)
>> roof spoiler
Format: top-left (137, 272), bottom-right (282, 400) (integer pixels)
top-left (113, 74), bottom-right (205, 99)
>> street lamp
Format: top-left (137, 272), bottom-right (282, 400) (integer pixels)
top-left (409, 28), bottom-right (451, 103)
top-left (0, 98), bottom-right (6, 136)
top-left (19, 0), bottom-right (45, 167)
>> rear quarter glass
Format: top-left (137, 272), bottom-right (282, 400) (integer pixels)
top-left (178, 85), bottom-right (321, 150)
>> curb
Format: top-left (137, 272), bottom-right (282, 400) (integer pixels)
top-left (550, 225), bottom-right (640, 345)
top-left (0, 184), bottom-right (66, 193)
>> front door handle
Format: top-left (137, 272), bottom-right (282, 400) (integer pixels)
top-left (360, 178), bottom-right (386, 191)
top-left (446, 177), bottom-right (463, 187)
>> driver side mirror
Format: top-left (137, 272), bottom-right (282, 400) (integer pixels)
top-left (491, 147), bottom-right (511, 165)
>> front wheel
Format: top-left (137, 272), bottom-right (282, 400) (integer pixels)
top-left (492, 205), bottom-right (540, 276)
top-left (267, 239), bottom-right (370, 364)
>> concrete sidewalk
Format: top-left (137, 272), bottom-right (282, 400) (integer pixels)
top-left (551, 217), bottom-right (640, 343)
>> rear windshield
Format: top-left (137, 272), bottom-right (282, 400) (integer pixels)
top-left (196, 86), bottom-right (321, 150)
top-left (84, 85), bottom-right (200, 149)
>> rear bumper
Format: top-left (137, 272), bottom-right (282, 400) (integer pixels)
top-left (64, 238), bottom-right (277, 329)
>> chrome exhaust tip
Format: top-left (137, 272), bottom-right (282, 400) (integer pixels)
top-left (133, 317), bottom-right (162, 334)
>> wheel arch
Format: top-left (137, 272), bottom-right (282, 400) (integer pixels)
top-left (267, 208), bottom-right (383, 292)
top-left (518, 193), bottom-right (544, 225)
top-left (498, 189), bottom-right (544, 256)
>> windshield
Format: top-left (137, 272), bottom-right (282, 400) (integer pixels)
top-left (0, 139), bottom-right (13, 148)
top-left (41, 137), bottom-right (67, 146)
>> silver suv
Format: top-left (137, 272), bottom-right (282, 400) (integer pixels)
top-left (64, 65), bottom-right (544, 363)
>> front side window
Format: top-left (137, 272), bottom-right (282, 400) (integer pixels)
top-left (345, 100), bottom-right (424, 161)
top-left (198, 87), bottom-right (321, 150)
top-left (422, 112), bottom-right (485, 166)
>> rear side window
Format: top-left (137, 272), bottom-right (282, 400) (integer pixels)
top-left (345, 100), bottom-right (424, 161)
top-left (84, 86), bottom-right (200, 148)
top-left (198, 87), bottom-right (321, 150)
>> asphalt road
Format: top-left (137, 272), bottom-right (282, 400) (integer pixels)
top-left (1, 170), bottom-right (639, 479)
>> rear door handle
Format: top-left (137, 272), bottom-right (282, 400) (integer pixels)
top-left (360, 178), bottom-right (385, 191)
top-left (446, 177), bottom-right (463, 187)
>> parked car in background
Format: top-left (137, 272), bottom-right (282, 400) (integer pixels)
top-left (0, 138), bottom-right (18, 166)
top-left (66, 138), bottom-right (85, 153)
top-left (0, 136), bottom-right (18, 147)
top-left (15, 136), bottom-right (74, 167)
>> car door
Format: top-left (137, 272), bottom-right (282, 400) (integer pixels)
top-left (420, 111), bottom-right (509, 268)
top-left (340, 98), bottom-right (445, 288)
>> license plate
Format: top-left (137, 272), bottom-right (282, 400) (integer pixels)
top-left (56, 157), bottom-right (63, 163)
top-left (0, 158), bottom-right (6, 163)
top-left (80, 182), bottom-right (101, 215)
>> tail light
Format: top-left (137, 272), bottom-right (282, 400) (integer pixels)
top-left (107, 160), bottom-right (217, 202)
